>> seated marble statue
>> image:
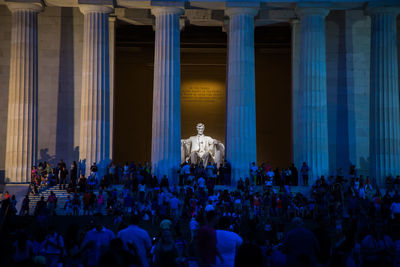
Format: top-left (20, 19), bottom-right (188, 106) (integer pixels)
top-left (181, 123), bottom-right (225, 167)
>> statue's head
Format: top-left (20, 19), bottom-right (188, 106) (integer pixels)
top-left (196, 123), bottom-right (205, 135)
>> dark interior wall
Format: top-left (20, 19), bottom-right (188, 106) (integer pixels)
top-left (114, 46), bottom-right (154, 164)
top-left (255, 25), bottom-right (292, 168)
top-left (181, 51), bottom-right (227, 143)
top-left (255, 48), bottom-right (292, 167)
top-left (114, 23), bottom-right (291, 168)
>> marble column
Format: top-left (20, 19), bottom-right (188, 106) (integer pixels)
top-left (109, 15), bottom-right (116, 161)
top-left (291, 19), bottom-right (301, 182)
top-left (79, 5), bottom-right (113, 177)
top-left (151, 7), bottom-right (183, 183)
top-left (368, 6), bottom-right (400, 184)
top-left (225, 7), bottom-right (258, 183)
top-left (5, 2), bottom-right (43, 183)
top-left (296, 7), bottom-right (330, 183)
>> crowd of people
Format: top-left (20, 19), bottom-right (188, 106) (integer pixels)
top-left (1, 159), bottom-right (400, 267)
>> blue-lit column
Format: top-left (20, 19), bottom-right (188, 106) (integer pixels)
top-left (296, 7), bottom-right (330, 183)
top-left (368, 6), bottom-right (400, 184)
top-left (5, 2), bottom-right (43, 183)
top-left (225, 7), bottom-right (258, 183)
top-left (151, 7), bottom-right (183, 183)
top-left (78, 5), bottom-right (113, 178)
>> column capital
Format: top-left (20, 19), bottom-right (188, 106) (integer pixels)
top-left (295, 7), bottom-right (330, 18)
top-left (290, 18), bottom-right (300, 26)
top-left (151, 6), bottom-right (184, 17)
top-left (366, 4), bottom-right (400, 16)
top-left (225, 7), bottom-right (258, 17)
top-left (6, 1), bottom-right (44, 13)
top-left (109, 15), bottom-right (117, 22)
top-left (79, 4), bottom-right (113, 15)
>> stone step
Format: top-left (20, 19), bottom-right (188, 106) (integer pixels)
top-left (27, 185), bottom-right (112, 215)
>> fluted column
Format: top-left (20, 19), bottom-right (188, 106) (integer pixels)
top-left (291, 19), bottom-right (301, 176)
top-left (5, 2), bottom-right (43, 183)
top-left (109, 15), bottom-right (116, 161)
top-left (79, 5), bottom-right (113, 178)
top-left (151, 7), bottom-right (183, 183)
top-left (296, 7), bottom-right (330, 183)
top-left (225, 8), bottom-right (258, 183)
top-left (368, 6), bottom-right (400, 184)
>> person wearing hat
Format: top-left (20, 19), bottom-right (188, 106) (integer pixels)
top-left (160, 219), bottom-right (173, 230)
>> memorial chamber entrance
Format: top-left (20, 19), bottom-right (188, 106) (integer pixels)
top-left (114, 22), bottom-right (291, 170)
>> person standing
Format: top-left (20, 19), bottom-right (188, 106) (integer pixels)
top-left (117, 214), bottom-right (152, 267)
top-left (250, 162), bottom-right (258, 185)
top-left (290, 163), bottom-right (299, 186)
top-left (70, 161), bottom-right (78, 189)
top-left (20, 195), bottom-right (30, 216)
top-left (300, 162), bottom-right (309, 186)
top-left (47, 191), bottom-right (57, 216)
top-left (197, 211), bottom-right (223, 267)
top-left (12, 231), bottom-right (33, 266)
top-left (81, 215), bottom-right (115, 267)
top-left (59, 166), bottom-right (68, 190)
top-left (43, 225), bottom-right (64, 267)
top-left (215, 216), bottom-right (243, 267)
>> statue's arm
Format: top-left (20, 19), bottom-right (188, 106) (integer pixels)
top-left (181, 138), bottom-right (190, 145)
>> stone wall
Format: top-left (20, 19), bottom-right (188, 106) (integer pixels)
top-left (0, 6), bottom-right (83, 181)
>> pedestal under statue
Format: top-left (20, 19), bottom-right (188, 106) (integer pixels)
top-left (181, 123), bottom-right (225, 166)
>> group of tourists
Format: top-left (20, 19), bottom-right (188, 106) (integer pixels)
top-left (1, 159), bottom-right (400, 266)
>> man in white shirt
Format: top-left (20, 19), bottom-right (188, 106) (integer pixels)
top-left (391, 198), bottom-right (400, 220)
top-left (267, 170), bottom-right (275, 179)
top-left (198, 176), bottom-right (206, 189)
top-left (215, 216), bottom-right (243, 267)
top-left (169, 194), bottom-right (180, 218)
top-left (117, 214), bottom-right (152, 267)
top-left (189, 217), bottom-right (199, 241)
top-left (209, 192), bottom-right (219, 207)
top-left (44, 225), bottom-right (64, 267)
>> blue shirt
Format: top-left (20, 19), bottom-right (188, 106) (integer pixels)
top-left (82, 227), bottom-right (115, 266)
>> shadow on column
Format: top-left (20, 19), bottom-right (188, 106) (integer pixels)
top-left (327, 11), bottom-right (351, 174)
top-left (336, 11), bottom-right (351, 173)
top-left (55, 7), bottom-right (75, 165)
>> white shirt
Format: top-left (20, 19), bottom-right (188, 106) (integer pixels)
top-left (169, 197), bottom-right (180, 210)
top-left (189, 219), bottom-right (199, 231)
top-left (139, 184), bottom-right (146, 192)
top-left (215, 230), bottom-right (243, 267)
top-left (44, 233), bottom-right (64, 255)
top-left (205, 204), bottom-right (215, 212)
top-left (198, 177), bottom-right (206, 188)
top-left (183, 164), bottom-right (191, 174)
top-left (391, 202), bottom-right (400, 214)
top-left (250, 165), bottom-right (258, 174)
top-left (118, 225), bottom-right (152, 267)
